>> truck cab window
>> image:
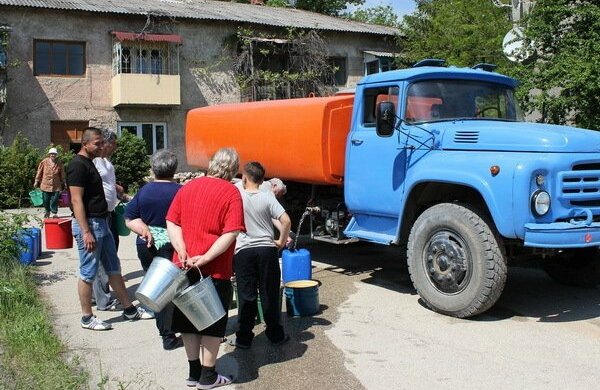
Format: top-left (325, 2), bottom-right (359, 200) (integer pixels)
top-left (405, 80), bottom-right (523, 123)
top-left (363, 86), bottom-right (399, 127)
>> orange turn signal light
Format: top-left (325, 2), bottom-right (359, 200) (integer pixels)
top-left (490, 165), bottom-right (500, 176)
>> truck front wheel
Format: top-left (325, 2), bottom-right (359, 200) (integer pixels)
top-left (407, 203), bottom-right (507, 318)
top-left (542, 248), bottom-right (600, 287)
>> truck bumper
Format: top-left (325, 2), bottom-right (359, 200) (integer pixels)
top-left (524, 222), bottom-right (600, 248)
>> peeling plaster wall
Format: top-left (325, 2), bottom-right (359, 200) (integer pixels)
top-left (0, 6), bottom-right (398, 170)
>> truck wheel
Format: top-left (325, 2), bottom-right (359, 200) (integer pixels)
top-left (407, 203), bottom-right (507, 318)
top-left (542, 248), bottom-right (600, 287)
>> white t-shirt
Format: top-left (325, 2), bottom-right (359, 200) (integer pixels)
top-left (93, 157), bottom-right (118, 212)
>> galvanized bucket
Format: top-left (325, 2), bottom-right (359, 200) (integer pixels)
top-left (173, 273), bottom-right (225, 331)
top-left (135, 257), bottom-right (189, 312)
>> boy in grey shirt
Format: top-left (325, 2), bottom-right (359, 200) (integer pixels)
top-left (231, 162), bottom-right (291, 348)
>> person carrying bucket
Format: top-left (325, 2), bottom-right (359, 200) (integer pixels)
top-left (229, 161), bottom-right (292, 349)
top-left (166, 147), bottom-right (245, 389)
top-left (125, 149), bottom-right (182, 350)
top-left (34, 146), bottom-right (66, 218)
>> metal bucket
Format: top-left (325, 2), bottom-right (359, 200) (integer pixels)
top-left (173, 275), bottom-right (225, 331)
top-left (135, 257), bottom-right (189, 312)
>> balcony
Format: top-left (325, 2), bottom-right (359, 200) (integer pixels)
top-left (111, 73), bottom-right (180, 107)
top-left (110, 32), bottom-right (181, 107)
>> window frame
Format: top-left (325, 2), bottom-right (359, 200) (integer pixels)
top-left (117, 122), bottom-right (168, 155)
top-left (328, 56), bottom-right (348, 86)
top-left (33, 39), bottom-right (86, 77)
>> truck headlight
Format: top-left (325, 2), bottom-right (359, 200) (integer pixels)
top-left (531, 190), bottom-right (551, 216)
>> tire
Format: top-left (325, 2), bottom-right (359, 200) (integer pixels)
top-left (407, 203), bottom-right (507, 318)
top-left (542, 248), bottom-right (600, 288)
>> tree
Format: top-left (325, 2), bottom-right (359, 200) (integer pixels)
top-left (220, 0), bottom-right (365, 16)
top-left (515, 0), bottom-right (600, 129)
top-left (345, 4), bottom-right (400, 27)
top-left (397, 0), bottom-right (511, 70)
top-left (111, 132), bottom-right (150, 193)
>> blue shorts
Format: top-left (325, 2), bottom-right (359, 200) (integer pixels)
top-left (72, 217), bottom-right (122, 283)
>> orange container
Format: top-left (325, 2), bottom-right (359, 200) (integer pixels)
top-left (185, 95), bottom-right (354, 185)
top-left (44, 217), bottom-right (73, 249)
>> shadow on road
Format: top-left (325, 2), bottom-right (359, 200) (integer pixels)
top-left (298, 238), bottom-right (600, 323)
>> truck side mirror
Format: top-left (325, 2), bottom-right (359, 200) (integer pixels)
top-left (376, 101), bottom-right (396, 137)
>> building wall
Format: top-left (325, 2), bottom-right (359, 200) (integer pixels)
top-left (0, 6), bottom-right (397, 170)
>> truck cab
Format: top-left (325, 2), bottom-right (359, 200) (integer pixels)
top-left (343, 62), bottom-right (600, 317)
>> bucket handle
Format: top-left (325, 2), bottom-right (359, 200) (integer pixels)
top-left (186, 265), bottom-right (206, 281)
top-left (57, 218), bottom-right (71, 226)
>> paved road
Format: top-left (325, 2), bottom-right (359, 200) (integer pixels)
top-left (30, 207), bottom-right (600, 389)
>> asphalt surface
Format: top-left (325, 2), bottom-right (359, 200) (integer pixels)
top-left (24, 207), bottom-right (600, 389)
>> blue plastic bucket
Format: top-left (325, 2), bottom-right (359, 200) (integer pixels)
top-left (282, 248), bottom-right (312, 284)
top-left (284, 280), bottom-right (320, 317)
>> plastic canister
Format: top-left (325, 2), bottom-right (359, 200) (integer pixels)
top-left (44, 218), bottom-right (73, 249)
top-left (15, 229), bottom-right (35, 265)
top-left (281, 248), bottom-right (312, 284)
top-left (114, 203), bottom-right (130, 236)
top-left (29, 227), bottom-right (41, 260)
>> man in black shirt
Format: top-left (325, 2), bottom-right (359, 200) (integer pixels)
top-left (67, 127), bottom-right (152, 330)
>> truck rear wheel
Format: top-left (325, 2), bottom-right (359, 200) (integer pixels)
top-left (542, 248), bottom-right (600, 287)
top-left (407, 203), bottom-right (507, 318)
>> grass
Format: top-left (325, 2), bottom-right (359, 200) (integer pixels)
top-left (0, 257), bottom-right (87, 389)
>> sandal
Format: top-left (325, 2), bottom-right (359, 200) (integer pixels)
top-left (196, 374), bottom-right (232, 389)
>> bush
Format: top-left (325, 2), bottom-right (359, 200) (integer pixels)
top-left (0, 134), bottom-right (42, 209)
top-left (0, 212), bottom-right (86, 389)
top-left (111, 131), bottom-right (151, 193)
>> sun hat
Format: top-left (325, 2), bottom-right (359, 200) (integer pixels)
top-left (48, 147), bottom-right (58, 154)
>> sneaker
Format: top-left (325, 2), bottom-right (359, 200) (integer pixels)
top-left (123, 306), bottom-right (154, 320)
top-left (270, 335), bottom-right (290, 346)
top-left (97, 299), bottom-right (122, 312)
top-left (226, 337), bottom-right (250, 350)
top-left (43, 212), bottom-right (50, 218)
top-left (163, 335), bottom-right (183, 351)
top-left (80, 316), bottom-right (112, 331)
top-left (51, 213), bottom-right (59, 218)
top-left (186, 378), bottom-right (198, 387)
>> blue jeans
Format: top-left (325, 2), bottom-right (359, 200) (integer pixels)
top-left (72, 217), bottom-right (121, 283)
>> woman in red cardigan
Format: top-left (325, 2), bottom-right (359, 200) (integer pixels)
top-left (166, 148), bottom-right (245, 389)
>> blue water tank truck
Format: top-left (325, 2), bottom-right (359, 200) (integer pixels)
top-left (185, 60), bottom-right (600, 317)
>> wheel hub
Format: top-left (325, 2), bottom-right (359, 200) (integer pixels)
top-left (424, 231), bottom-right (468, 293)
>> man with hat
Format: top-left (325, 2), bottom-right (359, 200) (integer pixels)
top-left (34, 147), bottom-right (66, 218)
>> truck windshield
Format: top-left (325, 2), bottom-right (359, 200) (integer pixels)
top-left (405, 80), bottom-right (523, 123)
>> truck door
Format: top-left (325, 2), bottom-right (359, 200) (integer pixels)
top-left (344, 85), bottom-right (405, 243)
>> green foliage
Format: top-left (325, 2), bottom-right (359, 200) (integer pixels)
top-left (0, 134), bottom-right (43, 209)
top-left (397, 0), bottom-right (512, 71)
top-left (295, 0), bottom-right (364, 16)
top-left (111, 131), bottom-right (151, 193)
top-left (266, 0), bottom-right (289, 6)
top-left (514, 0), bottom-right (600, 129)
top-left (41, 144), bottom-right (75, 167)
top-left (344, 4), bottom-right (400, 27)
top-left (0, 212), bottom-right (86, 389)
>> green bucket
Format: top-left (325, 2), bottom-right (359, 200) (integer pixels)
top-left (114, 202), bottom-right (130, 236)
top-left (29, 189), bottom-right (43, 207)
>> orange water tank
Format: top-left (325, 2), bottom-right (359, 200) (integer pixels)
top-left (185, 95), bottom-right (354, 185)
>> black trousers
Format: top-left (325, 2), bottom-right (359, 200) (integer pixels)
top-left (234, 246), bottom-right (284, 344)
top-left (137, 243), bottom-right (176, 338)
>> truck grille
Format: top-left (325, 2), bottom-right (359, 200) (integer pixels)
top-left (559, 168), bottom-right (600, 207)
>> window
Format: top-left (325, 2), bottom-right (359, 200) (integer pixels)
top-left (329, 57), bottom-right (347, 86)
top-left (34, 40), bottom-right (85, 76)
top-left (113, 41), bottom-right (178, 76)
top-left (118, 122), bottom-right (167, 154)
top-left (405, 80), bottom-right (523, 123)
top-left (363, 86), bottom-right (400, 126)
